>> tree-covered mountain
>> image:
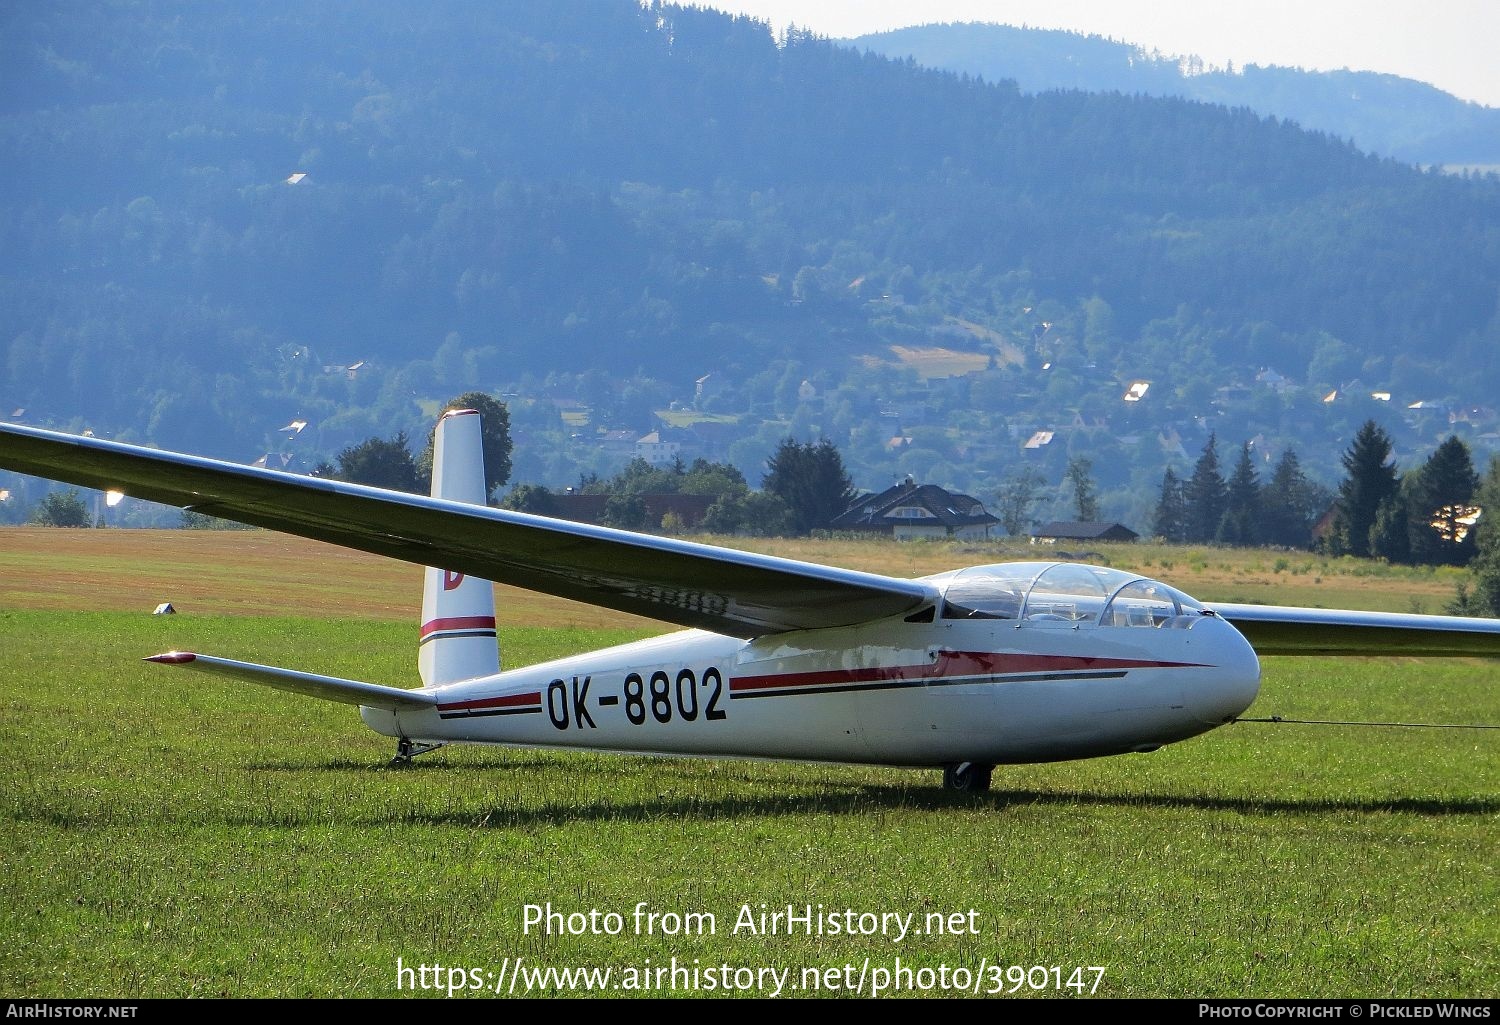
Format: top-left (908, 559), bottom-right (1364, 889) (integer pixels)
top-left (846, 22), bottom-right (1500, 169)
top-left (2, 1), bottom-right (1499, 532)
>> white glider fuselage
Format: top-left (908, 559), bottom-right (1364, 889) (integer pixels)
top-left (368, 596), bottom-right (1261, 767)
top-left (20, 408), bottom-right (1499, 791)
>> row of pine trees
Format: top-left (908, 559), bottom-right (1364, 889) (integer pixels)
top-left (1152, 420), bottom-right (1485, 570)
top-left (1150, 436), bottom-right (1330, 550)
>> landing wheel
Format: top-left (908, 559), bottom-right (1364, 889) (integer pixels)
top-left (942, 761), bottom-right (993, 793)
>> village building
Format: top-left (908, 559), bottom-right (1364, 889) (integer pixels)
top-left (830, 479), bottom-right (998, 540)
top-left (1030, 521), bottom-right (1140, 544)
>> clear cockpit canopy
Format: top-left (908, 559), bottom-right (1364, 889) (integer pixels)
top-left (931, 562), bottom-right (1206, 628)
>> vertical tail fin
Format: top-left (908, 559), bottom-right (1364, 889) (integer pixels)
top-left (418, 408), bottom-right (500, 687)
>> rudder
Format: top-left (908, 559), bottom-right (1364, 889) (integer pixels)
top-left (418, 408), bottom-right (501, 687)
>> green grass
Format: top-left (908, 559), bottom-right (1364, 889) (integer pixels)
top-left (2, 609), bottom-right (1495, 998)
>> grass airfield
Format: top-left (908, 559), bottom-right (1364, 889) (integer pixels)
top-left (1, 527), bottom-right (1495, 999)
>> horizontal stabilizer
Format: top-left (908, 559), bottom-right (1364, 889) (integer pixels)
top-left (145, 651), bottom-right (436, 710)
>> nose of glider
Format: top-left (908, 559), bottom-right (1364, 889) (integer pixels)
top-left (1193, 614), bottom-right (1262, 726)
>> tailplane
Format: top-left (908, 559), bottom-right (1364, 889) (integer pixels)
top-left (418, 408), bottom-right (501, 687)
top-left (146, 651), bottom-right (436, 710)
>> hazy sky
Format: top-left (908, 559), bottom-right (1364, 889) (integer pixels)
top-left (710, 1), bottom-right (1500, 108)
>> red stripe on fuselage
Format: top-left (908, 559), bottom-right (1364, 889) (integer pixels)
top-left (436, 691), bottom-right (540, 712)
top-left (729, 650), bottom-right (1208, 694)
top-left (419, 615), bottom-right (497, 640)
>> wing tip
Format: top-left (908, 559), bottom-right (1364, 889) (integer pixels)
top-left (145, 651), bottom-right (198, 664)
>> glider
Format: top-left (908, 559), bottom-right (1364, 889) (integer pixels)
top-left (3, 413), bottom-right (1498, 791)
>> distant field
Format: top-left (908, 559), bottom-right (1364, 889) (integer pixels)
top-left (0, 527), bottom-right (1465, 618)
top-left (871, 320), bottom-right (1025, 380)
top-left (0, 527), bottom-right (659, 629)
top-left (654, 411), bottom-right (741, 429)
top-left (881, 345), bottom-right (991, 379)
top-left (1, 527), bottom-right (1495, 999)
top-left (945, 317), bottom-right (1026, 367)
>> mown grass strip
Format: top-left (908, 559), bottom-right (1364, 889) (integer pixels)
top-left (1, 605), bottom-right (1494, 998)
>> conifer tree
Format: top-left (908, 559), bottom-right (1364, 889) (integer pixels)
top-left (1065, 456), bottom-right (1099, 522)
top-left (1260, 448), bottom-right (1327, 549)
top-left (1466, 456), bottom-right (1500, 615)
top-left (1403, 435), bottom-right (1479, 566)
top-left (1369, 492), bottom-right (1411, 563)
top-left (1152, 467), bottom-right (1186, 542)
top-left (763, 437), bottom-right (856, 536)
top-left (1216, 442), bottom-right (1260, 545)
top-left (1329, 420), bottom-right (1398, 557)
top-left (1183, 434), bottom-right (1227, 543)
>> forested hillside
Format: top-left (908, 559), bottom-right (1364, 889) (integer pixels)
top-left (3, 1), bottom-right (1499, 529)
top-left (848, 22), bottom-right (1500, 168)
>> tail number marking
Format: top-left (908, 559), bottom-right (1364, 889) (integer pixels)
top-left (546, 676), bottom-right (597, 731)
top-left (547, 667), bottom-right (726, 731)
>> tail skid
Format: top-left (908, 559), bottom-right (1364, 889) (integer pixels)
top-left (147, 651), bottom-right (448, 767)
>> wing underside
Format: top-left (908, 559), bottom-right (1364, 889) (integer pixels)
top-left (0, 423), bottom-right (936, 637)
top-left (1212, 602), bottom-right (1500, 658)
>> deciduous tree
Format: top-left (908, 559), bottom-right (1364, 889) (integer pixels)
top-left (30, 489), bottom-right (90, 527)
top-left (419, 391), bottom-right (514, 501)
top-left (336, 433), bottom-right (421, 493)
top-left (500, 483), bottom-right (558, 516)
top-left (996, 465), bottom-right (1047, 537)
top-left (602, 493), bottom-right (648, 530)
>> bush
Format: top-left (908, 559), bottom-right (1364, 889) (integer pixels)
top-left (30, 490), bottom-right (91, 527)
